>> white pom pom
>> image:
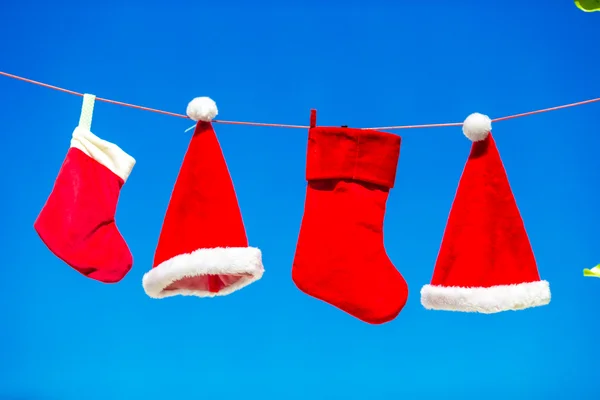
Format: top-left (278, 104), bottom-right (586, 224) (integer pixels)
top-left (186, 97), bottom-right (218, 122)
top-left (462, 113), bottom-right (492, 142)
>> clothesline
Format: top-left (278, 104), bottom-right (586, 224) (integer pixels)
top-left (1, 70), bottom-right (599, 131)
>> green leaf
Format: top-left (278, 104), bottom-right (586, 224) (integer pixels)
top-left (575, 0), bottom-right (600, 12)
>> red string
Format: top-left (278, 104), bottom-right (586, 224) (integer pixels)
top-left (1, 70), bottom-right (599, 131)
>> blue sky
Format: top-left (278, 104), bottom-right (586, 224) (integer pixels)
top-left (1, 1), bottom-right (599, 399)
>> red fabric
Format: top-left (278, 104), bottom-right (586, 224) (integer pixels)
top-left (34, 148), bottom-right (132, 283)
top-left (153, 122), bottom-right (249, 293)
top-left (292, 126), bottom-right (408, 324)
top-left (430, 134), bottom-right (541, 288)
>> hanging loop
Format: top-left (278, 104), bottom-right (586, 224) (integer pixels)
top-left (310, 109), bottom-right (317, 128)
top-left (79, 93), bottom-right (96, 130)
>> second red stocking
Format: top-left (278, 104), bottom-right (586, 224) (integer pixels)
top-left (292, 121), bottom-right (408, 324)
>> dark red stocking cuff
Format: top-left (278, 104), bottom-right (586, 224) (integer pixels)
top-left (306, 127), bottom-right (401, 189)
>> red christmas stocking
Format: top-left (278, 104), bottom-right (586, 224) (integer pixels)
top-left (292, 124), bottom-right (408, 324)
top-left (34, 126), bottom-right (136, 283)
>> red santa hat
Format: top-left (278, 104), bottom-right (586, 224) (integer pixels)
top-left (142, 97), bottom-right (264, 299)
top-left (420, 113), bottom-right (551, 313)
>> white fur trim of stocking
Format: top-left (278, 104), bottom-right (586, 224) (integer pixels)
top-left (420, 280), bottom-right (550, 313)
top-left (142, 247), bottom-right (264, 299)
top-left (70, 126), bottom-right (136, 182)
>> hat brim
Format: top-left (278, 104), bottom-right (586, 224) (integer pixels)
top-left (420, 280), bottom-right (550, 313)
top-left (143, 247), bottom-right (264, 299)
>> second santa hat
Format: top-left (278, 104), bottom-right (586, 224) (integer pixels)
top-left (421, 113), bottom-right (551, 313)
top-left (142, 97), bottom-right (264, 298)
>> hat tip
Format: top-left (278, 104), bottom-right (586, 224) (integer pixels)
top-left (462, 112), bottom-right (492, 142)
top-left (186, 97), bottom-right (218, 122)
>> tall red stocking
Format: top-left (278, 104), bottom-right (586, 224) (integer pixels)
top-left (292, 123), bottom-right (408, 324)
